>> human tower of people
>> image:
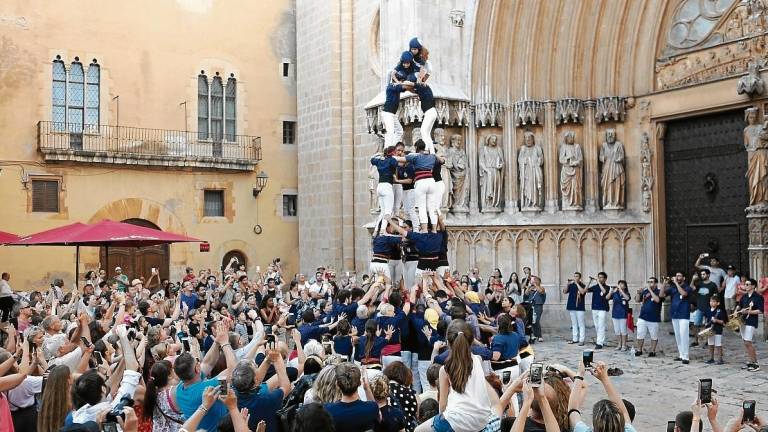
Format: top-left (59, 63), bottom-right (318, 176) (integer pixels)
top-left (0, 37), bottom-right (766, 432)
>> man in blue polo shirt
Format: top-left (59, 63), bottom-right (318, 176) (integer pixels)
top-left (634, 277), bottom-right (662, 357)
top-left (737, 278), bottom-right (764, 372)
top-left (589, 272), bottom-right (611, 349)
top-left (564, 272), bottom-right (588, 345)
top-left (174, 322), bottom-right (237, 432)
top-left (665, 272), bottom-right (692, 364)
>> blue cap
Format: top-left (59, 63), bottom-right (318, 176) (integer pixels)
top-left (409, 37), bottom-right (422, 50)
top-left (400, 51), bottom-right (414, 63)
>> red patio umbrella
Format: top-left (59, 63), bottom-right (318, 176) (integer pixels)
top-left (11, 220), bottom-right (202, 284)
top-left (0, 230), bottom-right (19, 244)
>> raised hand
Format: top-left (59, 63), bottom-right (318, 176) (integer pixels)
top-left (591, 361), bottom-right (608, 381)
top-left (384, 325), bottom-right (395, 339)
top-left (202, 386), bottom-right (220, 410)
top-left (422, 325), bottom-right (433, 340)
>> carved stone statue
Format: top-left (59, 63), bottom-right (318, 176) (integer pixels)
top-left (558, 131), bottom-right (583, 210)
top-left (640, 132), bottom-right (654, 213)
top-left (744, 107), bottom-right (768, 206)
top-left (738, 61), bottom-right (765, 97)
top-left (448, 133), bottom-right (469, 212)
top-left (518, 131), bottom-right (544, 211)
top-left (411, 127), bottom-right (422, 148)
top-left (369, 140), bottom-right (383, 213)
top-left (434, 128), bottom-right (453, 211)
top-left (479, 134), bottom-right (504, 211)
top-left (599, 128), bottom-right (626, 210)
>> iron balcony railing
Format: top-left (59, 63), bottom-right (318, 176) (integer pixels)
top-left (37, 121), bottom-right (262, 169)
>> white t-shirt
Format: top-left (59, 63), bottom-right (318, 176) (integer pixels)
top-left (443, 355), bottom-right (492, 432)
top-left (7, 376), bottom-right (43, 410)
top-left (0, 280), bottom-right (12, 296)
top-left (724, 275), bottom-right (740, 299)
top-left (705, 266), bottom-right (727, 287)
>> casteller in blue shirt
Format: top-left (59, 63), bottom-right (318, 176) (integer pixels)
top-left (325, 400), bottom-right (379, 432)
top-left (665, 279), bottom-right (692, 320)
top-left (590, 282), bottom-right (610, 311)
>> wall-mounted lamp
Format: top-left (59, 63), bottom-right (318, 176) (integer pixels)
top-left (252, 171), bottom-right (269, 198)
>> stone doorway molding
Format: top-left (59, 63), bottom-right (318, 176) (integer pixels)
top-left (80, 198), bottom-right (189, 270)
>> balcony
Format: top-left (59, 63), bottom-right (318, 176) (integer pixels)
top-left (37, 122), bottom-right (261, 171)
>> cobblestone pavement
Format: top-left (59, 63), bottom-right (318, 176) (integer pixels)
top-left (532, 324), bottom-right (768, 431)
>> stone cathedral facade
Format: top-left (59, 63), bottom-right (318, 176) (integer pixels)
top-left (296, 0), bottom-right (768, 302)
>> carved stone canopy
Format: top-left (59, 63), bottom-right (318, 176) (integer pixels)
top-left (555, 98), bottom-right (585, 124)
top-left (737, 61), bottom-right (766, 97)
top-left (475, 102), bottom-right (505, 128)
top-left (595, 97), bottom-right (627, 123)
top-left (363, 83), bottom-right (471, 134)
top-left (513, 100), bottom-right (545, 127)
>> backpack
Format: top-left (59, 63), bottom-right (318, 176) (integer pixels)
top-left (276, 373), bottom-right (316, 432)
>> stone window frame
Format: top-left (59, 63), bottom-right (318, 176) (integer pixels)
top-left (196, 181), bottom-right (235, 223)
top-left (27, 174), bottom-right (65, 214)
top-left (280, 58), bottom-right (294, 80)
top-left (280, 115), bottom-right (297, 146)
top-left (51, 55), bottom-right (101, 133)
top-left (197, 71), bottom-right (237, 142)
top-left (280, 188), bottom-right (298, 221)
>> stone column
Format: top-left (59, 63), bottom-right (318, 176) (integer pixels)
top-left (544, 101), bottom-right (558, 213)
top-left (504, 106), bottom-right (518, 214)
top-left (747, 205), bottom-right (768, 279)
top-left (583, 101), bottom-right (598, 212)
top-left (468, 113), bottom-right (480, 215)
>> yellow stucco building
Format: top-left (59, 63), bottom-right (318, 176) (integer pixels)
top-left (0, 0), bottom-right (299, 289)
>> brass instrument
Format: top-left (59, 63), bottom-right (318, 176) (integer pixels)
top-left (726, 306), bottom-right (750, 332)
top-left (698, 326), bottom-right (714, 339)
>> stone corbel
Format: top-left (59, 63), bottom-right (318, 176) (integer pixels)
top-left (449, 9), bottom-right (465, 27)
top-left (513, 100), bottom-right (545, 127)
top-left (555, 98), bottom-right (584, 124)
top-left (595, 97), bottom-right (627, 123)
top-left (474, 102), bottom-right (505, 128)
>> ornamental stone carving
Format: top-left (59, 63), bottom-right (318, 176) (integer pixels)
top-left (599, 128), bottom-right (626, 210)
top-left (558, 131), bottom-right (583, 210)
top-left (364, 99), bottom-right (470, 134)
top-left (744, 107), bottom-right (768, 206)
top-left (479, 134), bottom-right (505, 212)
top-left (595, 97), bottom-right (626, 123)
top-left (434, 128), bottom-right (453, 211)
top-left (555, 98), bottom-right (584, 124)
top-left (449, 9), bottom-right (465, 27)
top-left (518, 131), bottom-right (544, 211)
top-left (737, 61), bottom-right (765, 97)
top-left (448, 133), bottom-right (469, 213)
top-left (475, 102), bottom-right (504, 127)
top-left (640, 132), bottom-right (654, 213)
top-left (513, 100), bottom-right (545, 127)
